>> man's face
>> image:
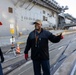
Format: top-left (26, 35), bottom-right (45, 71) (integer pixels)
top-left (35, 23), bottom-right (42, 30)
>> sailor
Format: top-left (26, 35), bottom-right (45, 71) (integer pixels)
top-left (0, 47), bottom-right (4, 75)
top-left (24, 20), bottom-right (63, 75)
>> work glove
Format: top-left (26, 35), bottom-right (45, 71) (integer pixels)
top-left (1, 56), bottom-right (4, 63)
top-left (58, 33), bottom-right (64, 39)
top-left (24, 54), bottom-right (28, 60)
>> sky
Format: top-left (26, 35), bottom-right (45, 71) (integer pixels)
top-left (56, 0), bottom-right (76, 18)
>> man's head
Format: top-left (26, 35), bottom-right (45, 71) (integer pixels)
top-left (33, 20), bottom-right (42, 31)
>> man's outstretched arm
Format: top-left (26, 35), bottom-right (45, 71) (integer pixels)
top-left (48, 32), bottom-right (63, 43)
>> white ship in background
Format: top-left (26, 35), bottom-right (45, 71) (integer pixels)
top-left (0, 0), bottom-right (62, 36)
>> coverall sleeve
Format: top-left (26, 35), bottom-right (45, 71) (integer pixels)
top-left (0, 47), bottom-right (4, 63)
top-left (24, 35), bottom-right (31, 54)
top-left (47, 31), bottom-right (62, 43)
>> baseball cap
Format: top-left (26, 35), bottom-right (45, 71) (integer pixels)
top-left (33, 19), bottom-right (42, 25)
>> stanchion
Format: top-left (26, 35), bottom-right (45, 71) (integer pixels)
top-left (5, 36), bottom-right (16, 56)
top-left (11, 36), bottom-right (16, 56)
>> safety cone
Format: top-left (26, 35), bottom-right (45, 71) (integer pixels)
top-left (16, 44), bottom-right (20, 54)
